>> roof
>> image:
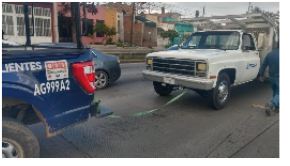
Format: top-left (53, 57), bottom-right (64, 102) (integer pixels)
top-left (135, 16), bottom-right (156, 27)
top-left (195, 29), bottom-right (244, 33)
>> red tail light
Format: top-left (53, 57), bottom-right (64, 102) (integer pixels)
top-left (72, 61), bottom-right (95, 94)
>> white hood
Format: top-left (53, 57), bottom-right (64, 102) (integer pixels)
top-left (147, 49), bottom-right (229, 61)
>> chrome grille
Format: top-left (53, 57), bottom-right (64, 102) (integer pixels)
top-left (152, 57), bottom-right (196, 76)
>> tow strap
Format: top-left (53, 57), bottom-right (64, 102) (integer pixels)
top-left (105, 90), bottom-right (188, 119)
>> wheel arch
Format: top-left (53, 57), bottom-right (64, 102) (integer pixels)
top-left (216, 68), bottom-right (237, 85)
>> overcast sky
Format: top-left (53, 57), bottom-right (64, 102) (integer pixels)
top-left (159, 2), bottom-right (279, 17)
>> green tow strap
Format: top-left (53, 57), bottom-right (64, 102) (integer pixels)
top-left (107, 90), bottom-right (188, 119)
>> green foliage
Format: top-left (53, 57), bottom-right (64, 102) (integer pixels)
top-left (93, 22), bottom-right (117, 44)
top-left (160, 30), bottom-right (179, 44)
top-left (94, 22), bottom-right (106, 36)
top-left (116, 40), bottom-right (124, 47)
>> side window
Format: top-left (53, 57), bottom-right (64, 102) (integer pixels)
top-left (242, 34), bottom-right (256, 50)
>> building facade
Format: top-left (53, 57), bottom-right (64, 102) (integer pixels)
top-left (2, 2), bottom-right (55, 44)
top-left (123, 15), bottom-right (157, 47)
top-left (57, 2), bottom-right (107, 45)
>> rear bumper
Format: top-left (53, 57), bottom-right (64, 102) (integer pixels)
top-left (45, 95), bottom-right (111, 137)
top-left (142, 70), bottom-right (214, 90)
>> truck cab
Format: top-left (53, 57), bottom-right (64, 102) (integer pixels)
top-left (143, 30), bottom-right (261, 109)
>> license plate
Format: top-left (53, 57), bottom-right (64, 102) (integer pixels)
top-left (163, 77), bottom-right (175, 85)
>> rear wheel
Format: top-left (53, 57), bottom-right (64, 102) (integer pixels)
top-left (207, 72), bottom-right (231, 110)
top-left (95, 70), bottom-right (109, 89)
top-left (153, 81), bottom-right (173, 96)
top-left (2, 118), bottom-right (40, 158)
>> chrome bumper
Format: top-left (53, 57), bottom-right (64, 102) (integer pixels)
top-left (142, 70), bottom-right (214, 90)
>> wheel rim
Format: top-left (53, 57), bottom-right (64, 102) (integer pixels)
top-left (217, 81), bottom-right (229, 104)
top-left (2, 139), bottom-right (23, 158)
top-left (95, 71), bottom-right (107, 88)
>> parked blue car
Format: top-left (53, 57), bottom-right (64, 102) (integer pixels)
top-left (36, 43), bottom-right (121, 89)
top-left (91, 49), bottom-right (121, 89)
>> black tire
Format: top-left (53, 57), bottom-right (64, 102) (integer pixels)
top-left (207, 72), bottom-right (231, 110)
top-left (153, 81), bottom-right (173, 96)
top-left (2, 118), bottom-right (40, 158)
top-left (95, 70), bottom-right (109, 89)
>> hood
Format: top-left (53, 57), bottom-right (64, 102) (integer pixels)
top-left (147, 49), bottom-right (228, 60)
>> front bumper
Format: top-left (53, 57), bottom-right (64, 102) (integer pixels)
top-left (142, 70), bottom-right (214, 90)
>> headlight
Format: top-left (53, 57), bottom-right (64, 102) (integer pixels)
top-left (146, 58), bottom-right (153, 70)
top-left (146, 58), bottom-right (153, 65)
top-left (197, 63), bottom-right (207, 71)
top-left (196, 62), bottom-right (207, 77)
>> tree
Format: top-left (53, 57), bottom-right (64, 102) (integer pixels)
top-left (160, 30), bottom-right (179, 45)
top-left (93, 22), bottom-right (116, 44)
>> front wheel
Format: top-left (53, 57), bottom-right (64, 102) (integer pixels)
top-left (153, 81), bottom-right (173, 96)
top-left (207, 72), bottom-right (231, 110)
top-left (2, 118), bottom-right (40, 158)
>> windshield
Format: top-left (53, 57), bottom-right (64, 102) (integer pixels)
top-left (181, 31), bottom-right (240, 50)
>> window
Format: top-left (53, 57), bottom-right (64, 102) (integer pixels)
top-left (33, 7), bottom-right (51, 17)
top-left (35, 18), bottom-right (51, 36)
top-left (2, 3), bottom-right (13, 13)
top-left (117, 20), bottom-right (120, 34)
top-left (186, 35), bottom-right (201, 48)
top-left (95, 20), bottom-right (105, 37)
top-left (242, 34), bottom-right (256, 50)
top-left (82, 19), bottom-right (93, 36)
top-left (16, 17), bottom-right (34, 36)
top-left (15, 5), bottom-right (32, 14)
top-left (2, 15), bottom-right (14, 35)
top-left (182, 31), bottom-right (240, 50)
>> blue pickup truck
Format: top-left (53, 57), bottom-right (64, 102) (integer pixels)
top-left (2, 47), bottom-right (105, 157)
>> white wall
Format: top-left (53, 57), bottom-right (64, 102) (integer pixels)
top-left (4, 35), bottom-right (52, 45)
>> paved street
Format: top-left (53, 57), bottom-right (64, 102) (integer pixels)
top-left (30, 63), bottom-right (279, 158)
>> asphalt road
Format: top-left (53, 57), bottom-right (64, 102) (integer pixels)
top-left (30, 63), bottom-right (279, 158)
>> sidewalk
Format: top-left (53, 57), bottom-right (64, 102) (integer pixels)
top-left (90, 45), bottom-right (166, 63)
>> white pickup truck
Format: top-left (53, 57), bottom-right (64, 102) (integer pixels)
top-left (143, 30), bottom-right (263, 110)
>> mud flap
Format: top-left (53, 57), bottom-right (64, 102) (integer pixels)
top-left (97, 105), bottom-right (114, 117)
top-left (91, 98), bottom-right (113, 118)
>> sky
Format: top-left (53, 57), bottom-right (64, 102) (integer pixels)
top-left (157, 2), bottom-right (279, 17)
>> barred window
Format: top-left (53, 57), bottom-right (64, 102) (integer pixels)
top-left (16, 17), bottom-right (33, 36)
top-left (82, 19), bottom-right (93, 36)
top-left (2, 3), bottom-right (13, 13)
top-left (15, 5), bottom-right (32, 14)
top-left (35, 18), bottom-right (51, 36)
top-left (2, 15), bottom-right (14, 35)
top-left (34, 7), bottom-right (51, 17)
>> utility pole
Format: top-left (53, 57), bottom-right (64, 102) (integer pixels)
top-left (23, 3), bottom-right (31, 46)
top-left (130, 2), bottom-right (135, 47)
top-left (71, 2), bottom-right (83, 49)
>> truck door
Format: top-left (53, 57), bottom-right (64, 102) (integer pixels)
top-left (241, 33), bottom-right (260, 81)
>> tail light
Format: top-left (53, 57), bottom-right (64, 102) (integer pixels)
top-left (72, 61), bottom-right (95, 94)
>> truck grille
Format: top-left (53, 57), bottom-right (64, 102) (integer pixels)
top-left (152, 57), bottom-right (196, 76)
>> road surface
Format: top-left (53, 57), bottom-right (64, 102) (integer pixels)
top-left (30, 63), bottom-right (279, 158)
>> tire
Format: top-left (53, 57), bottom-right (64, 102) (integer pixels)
top-left (95, 70), bottom-right (109, 89)
top-left (207, 72), bottom-right (231, 110)
top-left (2, 118), bottom-right (40, 158)
top-left (153, 81), bottom-right (173, 96)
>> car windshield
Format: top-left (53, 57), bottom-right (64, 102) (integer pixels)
top-left (181, 31), bottom-right (240, 50)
